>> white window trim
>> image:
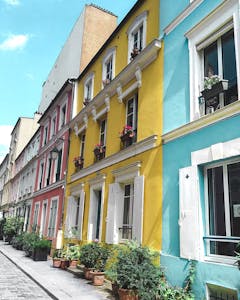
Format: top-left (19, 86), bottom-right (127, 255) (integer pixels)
top-left (102, 47), bottom-right (116, 85)
top-left (59, 99), bottom-right (67, 130)
top-left (188, 138), bottom-right (240, 264)
top-left (127, 11), bottom-right (148, 63)
top-left (186, 0), bottom-right (240, 121)
top-left (87, 174), bottom-right (106, 242)
top-left (84, 72), bottom-right (94, 102)
top-left (40, 200), bottom-right (48, 236)
top-left (33, 202), bottom-right (40, 228)
top-left (48, 197), bottom-right (59, 238)
top-left (106, 162), bottom-right (144, 244)
top-left (206, 283), bottom-right (238, 300)
top-left (50, 113), bottom-right (57, 139)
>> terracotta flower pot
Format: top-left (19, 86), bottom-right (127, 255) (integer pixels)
top-left (118, 288), bottom-right (138, 300)
top-left (60, 259), bottom-right (70, 270)
top-left (69, 260), bottom-right (78, 268)
top-left (84, 267), bottom-right (95, 280)
top-left (91, 271), bottom-right (105, 286)
top-left (52, 258), bottom-right (61, 268)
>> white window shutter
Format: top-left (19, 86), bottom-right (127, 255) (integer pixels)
top-left (179, 166), bottom-right (203, 260)
top-left (64, 196), bottom-right (75, 238)
top-left (133, 175), bottom-right (144, 244)
top-left (106, 183), bottom-right (122, 244)
top-left (78, 190), bottom-right (85, 240)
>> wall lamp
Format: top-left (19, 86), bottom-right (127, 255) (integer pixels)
top-left (50, 147), bottom-right (59, 160)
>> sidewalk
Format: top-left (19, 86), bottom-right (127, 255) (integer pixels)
top-left (0, 241), bottom-right (115, 300)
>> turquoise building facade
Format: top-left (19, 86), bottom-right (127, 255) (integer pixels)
top-left (161, 0), bottom-right (240, 298)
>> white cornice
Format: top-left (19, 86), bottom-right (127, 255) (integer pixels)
top-left (164, 0), bottom-right (204, 35)
top-left (112, 161), bottom-right (141, 182)
top-left (70, 135), bottom-right (158, 183)
top-left (70, 39), bottom-right (161, 129)
top-left (162, 101), bottom-right (240, 144)
top-left (33, 179), bottom-right (64, 197)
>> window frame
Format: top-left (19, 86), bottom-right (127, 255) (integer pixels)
top-left (186, 1), bottom-right (240, 121)
top-left (47, 197), bottom-right (58, 238)
top-left (84, 73), bottom-right (94, 102)
top-left (127, 11), bottom-right (147, 63)
top-left (102, 48), bottom-right (116, 86)
top-left (204, 158), bottom-right (240, 262)
top-left (59, 102), bottom-right (67, 130)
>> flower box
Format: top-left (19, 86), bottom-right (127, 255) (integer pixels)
top-left (201, 79), bottom-right (228, 100)
top-left (130, 47), bottom-right (140, 60)
top-left (93, 144), bottom-right (105, 160)
top-left (73, 157), bottom-right (84, 169)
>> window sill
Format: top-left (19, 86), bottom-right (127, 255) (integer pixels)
top-left (204, 255), bottom-right (238, 267)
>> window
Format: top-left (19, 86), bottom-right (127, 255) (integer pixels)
top-left (94, 119), bottom-right (107, 161)
top-left (106, 163), bottom-right (144, 244)
top-left (102, 48), bottom-right (116, 86)
top-left (84, 73), bottom-right (94, 105)
top-left (32, 203), bottom-right (40, 231)
top-left (100, 119), bottom-right (107, 146)
top-left (40, 202), bottom-right (47, 236)
top-left (38, 162), bottom-right (44, 189)
top-left (46, 157), bottom-right (52, 186)
top-left (88, 175), bottom-right (105, 242)
top-left (65, 190), bottom-right (85, 240)
top-left (59, 104), bottom-right (66, 128)
top-left (127, 11), bottom-right (147, 63)
top-left (55, 149), bottom-right (62, 182)
top-left (51, 115), bottom-right (56, 138)
top-left (43, 126), bottom-right (48, 145)
top-left (80, 133), bottom-right (85, 159)
top-left (186, 2), bottom-right (240, 120)
top-left (122, 94), bottom-right (138, 147)
top-left (207, 284), bottom-right (238, 300)
top-left (200, 29), bottom-right (238, 114)
top-left (205, 161), bottom-right (240, 257)
top-left (48, 198), bottom-right (58, 237)
top-left (120, 184), bottom-right (134, 240)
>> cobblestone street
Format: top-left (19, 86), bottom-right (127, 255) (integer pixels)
top-left (0, 252), bottom-right (51, 300)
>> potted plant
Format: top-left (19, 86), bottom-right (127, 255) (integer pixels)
top-left (79, 241), bottom-right (102, 280)
top-left (73, 156), bottom-right (84, 169)
top-left (201, 75), bottom-right (228, 100)
top-left (11, 232), bottom-right (25, 250)
top-left (22, 232), bottom-right (40, 257)
top-left (52, 249), bottom-right (63, 268)
top-left (3, 217), bottom-right (23, 243)
top-left (68, 244), bottom-right (81, 268)
top-left (235, 243), bottom-right (240, 270)
top-left (60, 248), bottom-right (70, 269)
top-left (102, 78), bottom-right (111, 87)
top-left (114, 241), bottom-right (161, 300)
top-left (93, 144), bottom-right (106, 161)
top-left (83, 98), bottom-right (90, 106)
top-left (120, 125), bottom-right (135, 148)
top-left (32, 238), bottom-right (51, 261)
top-left (90, 245), bottom-right (110, 286)
top-left (130, 47), bottom-right (140, 60)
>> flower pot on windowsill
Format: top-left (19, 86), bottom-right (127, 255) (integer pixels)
top-left (93, 146), bottom-right (105, 160)
top-left (130, 48), bottom-right (140, 61)
top-left (201, 79), bottom-right (228, 100)
top-left (83, 98), bottom-right (90, 106)
top-left (102, 78), bottom-right (111, 87)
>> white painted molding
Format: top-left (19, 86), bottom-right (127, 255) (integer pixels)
top-left (74, 114), bottom-right (88, 136)
top-left (70, 182), bottom-right (84, 194)
top-left (91, 106), bottom-right (97, 122)
top-left (88, 173), bottom-right (106, 187)
top-left (33, 179), bottom-right (64, 197)
top-left (112, 161), bottom-right (141, 183)
top-left (70, 135), bottom-right (158, 183)
top-left (191, 138), bottom-right (240, 166)
top-left (92, 96), bottom-right (111, 122)
top-left (69, 39), bottom-right (161, 128)
top-left (135, 67), bottom-right (142, 88)
top-left (164, 0), bottom-right (204, 35)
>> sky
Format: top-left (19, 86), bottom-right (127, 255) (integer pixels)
top-left (0, 0), bottom-right (138, 163)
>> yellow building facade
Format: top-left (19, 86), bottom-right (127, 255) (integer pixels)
top-left (64, 0), bottom-right (163, 250)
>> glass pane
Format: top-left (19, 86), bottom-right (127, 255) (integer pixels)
top-left (210, 241), bottom-right (237, 256)
top-left (204, 41), bottom-right (218, 77)
top-left (222, 29), bottom-right (238, 105)
top-left (227, 162), bottom-right (240, 237)
top-left (207, 167), bottom-right (226, 236)
top-left (95, 191), bottom-right (102, 240)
